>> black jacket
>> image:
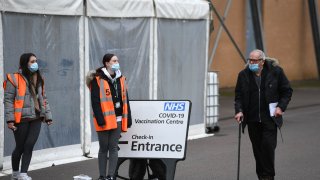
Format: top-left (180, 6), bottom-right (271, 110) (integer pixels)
top-left (90, 69), bottom-right (132, 128)
top-left (234, 59), bottom-right (293, 130)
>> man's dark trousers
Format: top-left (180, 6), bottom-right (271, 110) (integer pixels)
top-left (247, 120), bottom-right (277, 178)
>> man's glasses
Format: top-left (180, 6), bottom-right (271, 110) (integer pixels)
top-left (247, 58), bottom-right (262, 64)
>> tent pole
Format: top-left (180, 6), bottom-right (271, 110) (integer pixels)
top-left (308, 0), bottom-right (320, 79)
top-left (0, 12), bottom-right (4, 170)
top-left (208, 0), bottom-right (233, 68)
top-left (211, 4), bottom-right (246, 63)
top-left (249, 0), bottom-right (265, 51)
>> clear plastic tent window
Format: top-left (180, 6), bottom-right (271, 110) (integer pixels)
top-left (2, 13), bottom-right (81, 156)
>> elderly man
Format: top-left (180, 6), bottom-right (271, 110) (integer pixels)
top-left (234, 49), bottom-right (293, 180)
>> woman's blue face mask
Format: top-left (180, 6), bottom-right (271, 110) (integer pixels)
top-left (28, 62), bottom-right (39, 72)
top-left (111, 63), bottom-right (120, 71)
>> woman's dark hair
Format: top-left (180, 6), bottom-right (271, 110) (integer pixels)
top-left (19, 53), bottom-right (44, 88)
top-left (102, 53), bottom-right (115, 66)
top-left (96, 53), bottom-right (115, 72)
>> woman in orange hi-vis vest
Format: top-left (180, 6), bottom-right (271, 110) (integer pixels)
top-left (86, 53), bottom-right (132, 180)
top-left (3, 53), bottom-right (53, 180)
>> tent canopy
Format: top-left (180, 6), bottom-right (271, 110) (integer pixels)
top-left (155, 0), bottom-right (209, 19)
top-left (87, 0), bottom-right (209, 19)
top-left (0, 0), bottom-right (209, 19)
top-left (0, 0), bottom-right (83, 15)
top-left (87, 0), bottom-right (155, 17)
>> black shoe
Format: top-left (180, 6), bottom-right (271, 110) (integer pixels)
top-left (259, 176), bottom-right (274, 180)
top-left (105, 175), bottom-right (114, 180)
top-left (97, 176), bottom-right (105, 180)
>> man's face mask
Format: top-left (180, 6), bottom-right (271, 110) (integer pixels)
top-left (249, 63), bottom-right (259, 72)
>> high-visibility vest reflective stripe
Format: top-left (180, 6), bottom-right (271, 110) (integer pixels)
top-left (4, 73), bottom-right (46, 124)
top-left (93, 76), bottom-right (128, 132)
top-left (3, 81), bottom-right (7, 89)
top-left (121, 76), bottom-right (128, 132)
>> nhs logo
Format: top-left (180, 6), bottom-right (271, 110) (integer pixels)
top-left (164, 102), bottom-right (185, 111)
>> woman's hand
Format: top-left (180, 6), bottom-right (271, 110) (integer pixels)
top-left (45, 120), bottom-right (53, 126)
top-left (7, 122), bottom-right (17, 131)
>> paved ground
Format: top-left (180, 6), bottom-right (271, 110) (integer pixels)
top-left (1, 86), bottom-right (320, 180)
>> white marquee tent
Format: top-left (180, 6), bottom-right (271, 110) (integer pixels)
top-left (0, 0), bottom-right (210, 169)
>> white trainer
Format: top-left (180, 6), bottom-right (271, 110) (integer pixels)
top-left (17, 173), bottom-right (32, 180)
top-left (11, 171), bottom-right (19, 180)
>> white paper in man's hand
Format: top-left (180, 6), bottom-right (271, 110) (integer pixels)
top-left (269, 102), bottom-right (278, 117)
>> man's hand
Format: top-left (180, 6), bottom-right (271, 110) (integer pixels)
top-left (234, 112), bottom-right (243, 123)
top-left (274, 107), bottom-right (283, 117)
top-left (7, 122), bottom-right (17, 131)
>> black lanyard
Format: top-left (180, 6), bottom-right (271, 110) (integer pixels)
top-left (113, 79), bottom-right (119, 98)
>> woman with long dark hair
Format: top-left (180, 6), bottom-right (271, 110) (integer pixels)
top-left (4, 53), bottom-right (53, 180)
top-left (86, 53), bottom-right (132, 180)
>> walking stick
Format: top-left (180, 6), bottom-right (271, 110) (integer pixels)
top-left (237, 119), bottom-right (242, 180)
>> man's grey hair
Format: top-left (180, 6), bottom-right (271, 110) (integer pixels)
top-left (251, 49), bottom-right (266, 60)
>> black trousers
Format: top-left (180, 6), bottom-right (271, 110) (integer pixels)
top-left (247, 120), bottom-right (277, 178)
top-left (12, 119), bottom-right (42, 173)
top-left (129, 159), bottom-right (166, 180)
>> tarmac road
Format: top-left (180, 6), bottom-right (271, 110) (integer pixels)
top-left (174, 105), bottom-right (320, 180)
top-left (1, 87), bottom-right (320, 180)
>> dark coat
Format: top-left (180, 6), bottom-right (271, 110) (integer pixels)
top-left (234, 59), bottom-right (293, 130)
top-left (86, 69), bottom-right (132, 128)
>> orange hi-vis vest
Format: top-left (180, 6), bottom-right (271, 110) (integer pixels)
top-left (3, 73), bottom-right (46, 123)
top-left (3, 73), bottom-right (45, 124)
top-left (93, 76), bottom-right (128, 132)
top-left (3, 73), bottom-right (26, 123)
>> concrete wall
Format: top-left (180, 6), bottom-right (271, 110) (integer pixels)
top-left (209, 0), bottom-right (320, 87)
